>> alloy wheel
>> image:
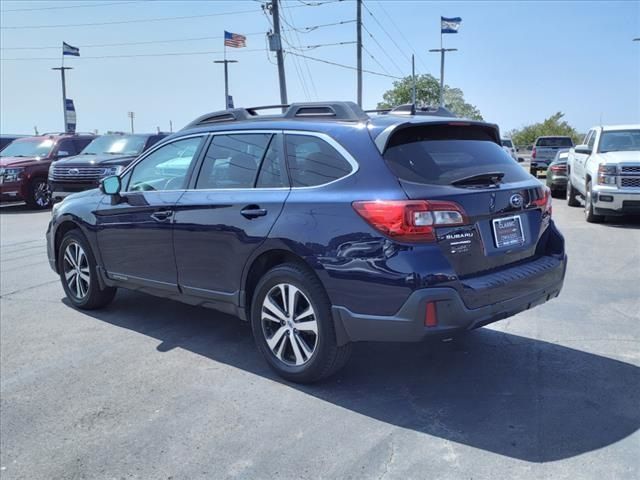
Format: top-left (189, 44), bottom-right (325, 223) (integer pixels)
top-left (34, 181), bottom-right (51, 208)
top-left (63, 242), bottom-right (90, 299)
top-left (261, 283), bottom-right (318, 366)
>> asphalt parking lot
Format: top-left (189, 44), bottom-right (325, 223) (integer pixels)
top-left (1, 200), bottom-right (639, 480)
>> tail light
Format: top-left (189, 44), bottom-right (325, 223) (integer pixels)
top-left (352, 200), bottom-right (467, 242)
top-left (531, 187), bottom-right (552, 216)
top-left (531, 147), bottom-right (536, 159)
top-left (550, 164), bottom-right (567, 173)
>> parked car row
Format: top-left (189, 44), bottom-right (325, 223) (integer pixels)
top-left (0, 132), bottom-right (167, 208)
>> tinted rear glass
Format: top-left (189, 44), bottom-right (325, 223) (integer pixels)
top-left (536, 137), bottom-right (573, 147)
top-left (501, 139), bottom-right (513, 147)
top-left (383, 125), bottom-right (530, 186)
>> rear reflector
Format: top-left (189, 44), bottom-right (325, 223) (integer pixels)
top-left (352, 200), bottom-right (467, 242)
top-left (425, 302), bottom-right (438, 327)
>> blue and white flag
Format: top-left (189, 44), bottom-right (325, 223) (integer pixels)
top-left (65, 99), bottom-right (76, 133)
top-left (441, 17), bottom-right (462, 34)
top-left (63, 42), bottom-right (80, 56)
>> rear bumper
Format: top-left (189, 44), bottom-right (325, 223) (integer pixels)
top-left (593, 189), bottom-right (640, 215)
top-left (332, 254), bottom-right (567, 344)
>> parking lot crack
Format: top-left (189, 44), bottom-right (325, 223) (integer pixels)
top-left (378, 438), bottom-right (396, 480)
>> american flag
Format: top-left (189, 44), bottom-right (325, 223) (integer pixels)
top-left (224, 31), bottom-right (247, 48)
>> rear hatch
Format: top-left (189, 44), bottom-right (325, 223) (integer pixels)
top-left (382, 122), bottom-right (551, 278)
top-left (534, 137), bottom-right (574, 163)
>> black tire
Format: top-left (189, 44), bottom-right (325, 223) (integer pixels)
top-left (584, 182), bottom-right (604, 223)
top-left (566, 180), bottom-right (580, 207)
top-left (250, 263), bottom-right (351, 383)
top-left (58, 229), bottom-right (117, 310)
top-left (25, 177), bottom-right (51, 209)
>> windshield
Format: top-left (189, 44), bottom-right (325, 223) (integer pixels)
top-left (502, 139), bottom-right (513, 148)
top-left (81, 135), bottom-right (148, 156)
top-left (598, 130), bottom-right (640, 153)
top-left (0, 138), bottom-right (55, 158)
top-left (384, 125), bottom-right (530, 186)
top-left (536, 137), bottom-right (574, 147)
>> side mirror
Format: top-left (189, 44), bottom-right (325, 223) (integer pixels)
top-left (100, 175), bottom-right (121, 195)
top-left (575, 144), bottom-right (591, 155)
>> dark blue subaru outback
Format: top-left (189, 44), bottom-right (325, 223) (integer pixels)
top-left (47, 102), bottom-right (567, 383)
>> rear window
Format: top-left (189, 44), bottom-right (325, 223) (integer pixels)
top-left (501, 139), bottom-right (513, 148)
top-left (536, 137), bottom-right (574, 147)
top-left (383, 125), bottom-right (530, 186)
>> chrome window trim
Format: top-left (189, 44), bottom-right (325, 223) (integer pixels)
top-left (178, 129), bottom-right (359, 192)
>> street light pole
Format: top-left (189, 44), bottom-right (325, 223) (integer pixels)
top-left (428, 47), bottom-right (457, 106)
top-left (214, 59), bottom-right (238, 109)
top-left (127, 111), bottom-right (135, 134)
top-left (51, 66), bottom-right (73, 132)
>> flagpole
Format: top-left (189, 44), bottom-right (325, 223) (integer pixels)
top-left (439, 25), bottom-right (444, 107)
top-left (52, 43), bottom-right (72, 133)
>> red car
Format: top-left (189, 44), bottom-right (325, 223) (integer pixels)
top-left (0, 133), bottom-right (95, 208)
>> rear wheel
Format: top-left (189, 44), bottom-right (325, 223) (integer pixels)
top-left (26, 178), bottom-right (51, 209)
top-left (251, 263), bottom-right (351, 383)
top-left (58, 230), bottom-right (116, 309)
top-left (566, 180), bottom-right (580, 207)
top-left (584, 182), bottom-right (604, 223)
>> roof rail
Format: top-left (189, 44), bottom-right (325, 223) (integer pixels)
top-left (183, 101), bottom-right (369, 129)
top-left (390, 104), bottom-right (456, 117)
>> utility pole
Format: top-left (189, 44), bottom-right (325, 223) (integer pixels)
top-left (356, 0), bottom-right (362, 107)
top-left (411, 54), bottom-right (416, 105)
top-left (169, 120), bottom-right (173, 133)
top-left (51, 66), bottom-right (72, 132)
top-left (127, 111), bottom-right (135, 133)
top-left (269, 0), bottom-right (288, 107)
top-left (214, 59), bottom-right (238, 109)
top-left (428, 47), bottom-right (457, 106)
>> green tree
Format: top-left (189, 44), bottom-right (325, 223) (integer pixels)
top-left (377, 74), bottom-right (483, 120)
top-left (510, 112), bottom-right (582, 148)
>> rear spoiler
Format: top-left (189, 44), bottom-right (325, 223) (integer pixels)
top-left (373, 119), bottom-right (501, 153)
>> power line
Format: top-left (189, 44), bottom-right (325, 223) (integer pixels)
top-left (362, 45), bottom-right (392, 76)
top-left (1, 48), bottom-right (265, 61)
top-left (283, 3), bottom-right (320, 100)
top-left (282, 19), bottom-right (356, 34)
top-left (280, 5), bottom-right (313, 100)
top-left (361, 1), bottom-right (411, 65)
top-left (372, 0), bottom-right (429, 72)
top-left (285, 51), bottom-right (401, 79)
top-left (1, 1), bottom-right (141, 12)
top-left (0, 8), bottom-right (260, 30)
top-left (361, 23), bottom-right (404, 75)
top-left (1, 33), bottom-right (266, 50)
top-left (295, 0), bottom-right (345, 5)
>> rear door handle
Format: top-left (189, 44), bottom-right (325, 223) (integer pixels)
top-left (240, 206), bottom-right (267, 219)
top-left (151, 209), bottom-right (173, 222)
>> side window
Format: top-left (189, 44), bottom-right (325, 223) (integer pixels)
top-left (195, 134), bottom-right (271, 189)
top-left (285, 134), bottom-right (353, 187)
top-left (127, 136), bottom-right (203, 192)
top-left (57, 139), bottom-right (77, 156)
top-left (74, 138), bottom-right (92, 152)
top-left (256, 135), bottom-right (287, 188)
top-left (587, 130), bottom-right (597, 150)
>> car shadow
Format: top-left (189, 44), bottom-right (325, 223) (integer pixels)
top-left (602, 215), bottom-right (640, 229)
top-left (0, 202), bottom-right (48, 214)
top-left (67, 290), bottom-right (640, 464)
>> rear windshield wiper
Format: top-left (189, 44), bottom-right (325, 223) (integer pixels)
top-left (452, 172), bottom-right (505, 187)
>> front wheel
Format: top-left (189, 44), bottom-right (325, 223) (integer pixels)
top-left (58, 230), bottom-right (117, 309)
top-left (251, 263), bottom-right (351, 383)
top-left (566, 180), bottom-right (580, 207)
top-left (584, 182), bottom-right (604, 223)
top-left (26, 178), bottom-right (51, 209)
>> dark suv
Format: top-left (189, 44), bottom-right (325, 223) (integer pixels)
top-left (46, 102), bottom-right (567, 383)
top-left (49, 133), bottom-right (167, 202)
top-left (0, 133), bottom-right (95, 208)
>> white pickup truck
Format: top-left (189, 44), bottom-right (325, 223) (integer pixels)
top-left (566, 124), bottom-right (640, 222)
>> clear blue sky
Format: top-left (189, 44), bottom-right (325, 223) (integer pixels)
top-left (1, 0), bottom-right (639, 135)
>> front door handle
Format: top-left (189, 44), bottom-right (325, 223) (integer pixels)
top-left (151, 209), bottom-right (173, 222)
top-left (241, 205), bottom-right (267, 219)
